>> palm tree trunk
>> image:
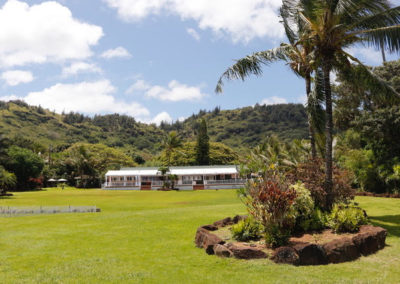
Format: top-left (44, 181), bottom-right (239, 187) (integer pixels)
top-left (305, 74), bottom-right (317, 159)
top-left (322, 59), bottom-right (334, 210)
top-left (380, 40), bottom-right (387, 63)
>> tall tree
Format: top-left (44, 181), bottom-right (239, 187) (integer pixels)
top-left (0, 166), bottom-right (16, 196)
top-left (162, 131), bottom-right (182, 166)
top-left (290, 0), bottom-right (400, 208)
top-left (195, 119), bottom-right (210, 165)
top-left (5, 146), bottom-right (44, 190)
top-left (215, 8), bottom-right (324, 159)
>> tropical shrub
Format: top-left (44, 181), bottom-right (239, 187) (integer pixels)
top-left (231, 217), bottom-right (262, 242)
top-left (328, 204), bottom-right (368, 233)
top-left (287, 158), bottom-right (354, 210)
top-left (239, 172), bottom-right (297, 247)
top-left (298, 208), bottom-right (328, 232)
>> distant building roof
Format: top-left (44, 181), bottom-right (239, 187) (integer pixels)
top-left (105, 165), bottom-right (239, 177)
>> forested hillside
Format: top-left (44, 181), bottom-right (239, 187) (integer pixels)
top-left (0, 100), bottom-right (308, 155)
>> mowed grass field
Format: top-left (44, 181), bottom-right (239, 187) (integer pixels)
top-left (0, 189), bottom-right (399, 284)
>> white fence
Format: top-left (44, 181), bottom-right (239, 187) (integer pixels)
top-left (0, 206), bottom-right (100, 217)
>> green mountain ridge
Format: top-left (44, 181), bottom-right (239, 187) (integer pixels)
top-left (0, 100), bottom-right (308, 158)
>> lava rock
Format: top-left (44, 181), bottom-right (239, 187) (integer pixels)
top-left (213, 244), bottom-right (233, 258)
top-left (213, 217), bottom-right (233, 228)
top-left (352, 225), bottom-right (387, 256)
top-left (293, 243), bottom-right (328, 265)
top-left (201, 224), bottom-right (218, 231)
top-left (232, 215), bottom-right (248, 224)
top-left (323, 238), bottom-right (360, 263)
top-left (226, 243), bottom-right (267, 259)
top-left (195, 228), bottom-right (225, 254)
top-left (272, 246), bottom-right (300, 265)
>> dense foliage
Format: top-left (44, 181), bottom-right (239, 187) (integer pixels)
top-left (239, 172), bottom-right (297, 247)
top-left (287, 159), bottom-right (355, 210)
top-left (328, 204), bottom-right (369, 233)
top-left (55, 143), bottom-right (136, 188)
top-left (160, 142), bottom-right (238, 166)
top-left (4, 146), bottom-right (44, 190)
top-left (334, 60), bottom-right (400, 194)
top-left (231, 217), bottom-right (262, 242)
top-left (0, 101), bottom-right (308, 155)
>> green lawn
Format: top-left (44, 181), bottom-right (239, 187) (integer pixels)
top-left (0, 189), bottom-right (399, 284)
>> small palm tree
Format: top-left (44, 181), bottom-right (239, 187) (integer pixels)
top-left (0, 167), bottom-right (16, 196)
top-left (162, 131), bottom-right (182, 166)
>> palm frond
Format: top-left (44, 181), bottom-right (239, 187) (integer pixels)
top-left (307, 68), bottom-right (326, 134)
top-left (215, 46), bottom-right (291, 93)
top-left (336, 51), bottom-right (400, 104)
top-left (357, 25), bottom-right (400, 53)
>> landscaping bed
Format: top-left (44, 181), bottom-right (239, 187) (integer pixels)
top-left (195, 215), bottom-right (387, 266)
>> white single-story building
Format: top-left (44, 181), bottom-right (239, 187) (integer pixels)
top-left (103, 165), bottom-right (246, 190)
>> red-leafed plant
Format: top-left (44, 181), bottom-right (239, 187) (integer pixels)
top-left (240, 171), bottom-right (297, 247)
top-left (287, 158), bottom-right (354, 211)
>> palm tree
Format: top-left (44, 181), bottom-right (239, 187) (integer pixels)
top-left (290, 0), bottom-right (400, 208)
top-left (0, 166), bottom-right (16, 196)
top-left (215, 9), bottom-right (323, 159)
top-left (162, 131), bottom-right (183, 166)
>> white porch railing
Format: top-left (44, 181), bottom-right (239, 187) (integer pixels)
top-left (206, 179), bottom-right (246, 185)
top-left (104, 182), bottom-right (138, 187)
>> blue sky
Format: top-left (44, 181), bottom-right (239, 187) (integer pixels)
top-left (0, 0), bottom-right (398, 124)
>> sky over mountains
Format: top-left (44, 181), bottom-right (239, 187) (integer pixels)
top-left (0, 0), bottom-right (398, 124)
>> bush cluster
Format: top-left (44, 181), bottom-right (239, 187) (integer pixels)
top-left (287, 158), bottom-right (355, 210)
top-left (231, 217), bottom-right (262, 242)
top-left (238, 161), bottom-right (367, 248)
top-left (328, 204), bottom-right (368, 233)
top-left (240, 171), bottom-right (297, 247)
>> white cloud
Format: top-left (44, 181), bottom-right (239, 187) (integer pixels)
top-left (105, 0), bottom-right (283, 43)
top-left (261, 96), bottom-right (287, 106)
top-left (187, 28), bottom-right (200, 41)
top-left (125, 79), bottom-right (151, 94)
top-left (177, 116), bottom-right (186, 122)
top-left (62, 62), bottom-right (102, 76)
top-left (146, 80), bottom-right (207, 102)
top-left (347, 46), bottom-right (383, 65)
top-left (101, 47), bottom-right (132, 59)
top-left (152, 111), bottom-right (173, 125)
top-left (1, 70), bottom-right (34, 86)
top-left (127, 79), bottom-right (207, 102)
top-left (8, 80), bottom-right (149, 117)
top-left (0, 94), bottom-right (19, 101)
top-left (0, 0), bottom-right (103, 67)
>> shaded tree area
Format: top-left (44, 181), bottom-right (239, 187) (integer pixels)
top-left (335, 60), bottom-right (400, 193)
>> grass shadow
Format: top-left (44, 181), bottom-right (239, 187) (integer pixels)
top-left (370, 215), bottom-right (400, 238)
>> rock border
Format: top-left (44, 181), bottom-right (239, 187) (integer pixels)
top-left (195, 216), bottom-right (387, 266)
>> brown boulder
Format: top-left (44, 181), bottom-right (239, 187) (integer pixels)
top-left (201, 224), bottom-right (218, 231)
top-left (232, 215), bottom-right (248, 224)
top-left (226, 243), bottom-right (267, 259)
top-left (293, 243), bottom-right (328, 265)
top-left (213, 217), bottom-right (233, 227)
top-left (272, 246), bottom-right (299, 265)
top-left (213, 244), bottom-right (233, 258)
top-left (323, 238), bottom-right (360, 263)
top-left (195, 228), bottom-right (225, 254)
top-left (352, 225), bottom-right (387, 256)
